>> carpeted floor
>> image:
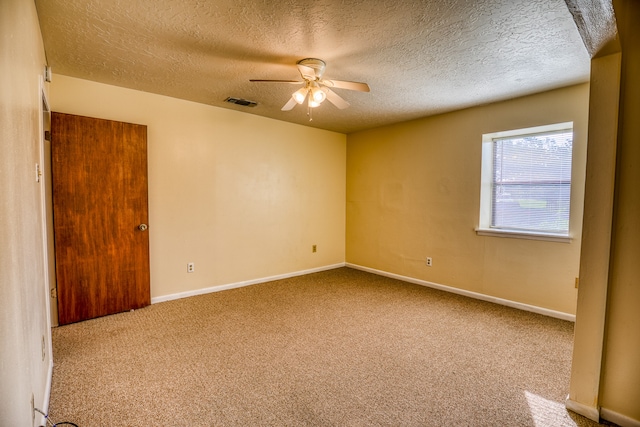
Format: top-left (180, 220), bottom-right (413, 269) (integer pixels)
top-left (48, 267), bottom-right (612, 426)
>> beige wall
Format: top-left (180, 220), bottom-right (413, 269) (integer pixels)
top-left (50, 76), bottom-right (346, 300)
top-left (0, 0), bottom-right (53, 425)
top-left (599, 0), bottom-right (640, 421)
top-left (568, 52), bottom-right (621, 421)
top-left (347, 84), bottom-right (589, 315)
top-left (567, 1), bottom-right (640, 424)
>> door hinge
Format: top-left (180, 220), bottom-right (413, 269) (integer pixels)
top-left (50, 288), bottom-right (57, 299)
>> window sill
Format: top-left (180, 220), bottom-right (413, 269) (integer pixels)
top-left (475, 228), bottom-right (573, 243)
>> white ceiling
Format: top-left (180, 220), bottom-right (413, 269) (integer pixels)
top-left (35, 0), bottom-right (591, 134)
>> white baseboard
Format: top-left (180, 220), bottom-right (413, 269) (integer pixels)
top-left (564, 398), bottom-right (640, 427)
top-left (151, 262), bottom-right (576, 322)
top-left (346, 263), bottom-right (576, 322)
top-left (151, 263), bottom-right (346, 304)
top-left (565, 398), bottom-right (600, 422)
top-left (601, 407), bottom-right (640, 427)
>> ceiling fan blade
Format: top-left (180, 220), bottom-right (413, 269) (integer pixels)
top-left (297, 64), bottom-right (317, 80)
top-left (324, 88), bottom-right (350, 109)
top-left (281, 97), bottom-right (298, 111)
top-left (322, 79), bottom-right (370, 92)
top-left (250, 79), bottom-right (304, 84)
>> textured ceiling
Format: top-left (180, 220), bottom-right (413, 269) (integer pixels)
top-left (35, 0), bottom-right (590, 134)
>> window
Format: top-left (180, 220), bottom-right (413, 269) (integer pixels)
top-left (477, 122), bottom-right (574, 242)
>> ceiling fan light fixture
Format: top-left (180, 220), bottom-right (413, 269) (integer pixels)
top-left (292, 87), bottom-right (309, 104)
top-left (308, 97), bottom-right (322, 108)
top-left (310, 85), bottom-right (326, 104)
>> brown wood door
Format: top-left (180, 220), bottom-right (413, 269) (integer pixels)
top-left (52, 112), bottom-right (150, 325)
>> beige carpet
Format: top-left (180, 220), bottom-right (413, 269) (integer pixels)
top-left (49, 267), bottom-right (612, 426)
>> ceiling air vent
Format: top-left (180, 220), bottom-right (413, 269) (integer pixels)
top-left (224, 97), bottom-right (258, 107)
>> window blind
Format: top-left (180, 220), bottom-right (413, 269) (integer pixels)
top-left (491, 130), bottom-right (573, 234)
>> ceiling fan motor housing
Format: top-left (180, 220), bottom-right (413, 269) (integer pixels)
top-left (297, 58), bottom-right (326, 79)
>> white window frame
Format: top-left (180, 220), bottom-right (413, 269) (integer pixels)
top-left (476, 122), bottom-right (574, 243)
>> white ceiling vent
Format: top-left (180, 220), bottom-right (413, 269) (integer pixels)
top-left (224, 97), bottom-right (257, 107)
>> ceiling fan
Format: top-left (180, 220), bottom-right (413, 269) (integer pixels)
top-left (250, 58), bottom-right (370, 117)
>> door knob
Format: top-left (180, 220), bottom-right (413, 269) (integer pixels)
top-left (138, 224), bottom-right (148, 231)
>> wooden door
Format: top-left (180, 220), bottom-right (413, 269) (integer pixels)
top-left (52, 112), bottom-right (150, 325)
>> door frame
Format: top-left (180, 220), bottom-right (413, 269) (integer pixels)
top-left (37, 77), bottom-right (54, 426)
top-left (38, 77), bottom-right (56, 331)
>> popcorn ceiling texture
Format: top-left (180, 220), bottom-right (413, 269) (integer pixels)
top-left (564, 0), bottom-right (618, 57)
top-left (35, 0), bottom-right (590, 133)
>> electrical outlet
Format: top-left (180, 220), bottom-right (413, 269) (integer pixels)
top-left (312, 245), bottom-right (317, 253)
top-left (187, 262), bottom-right (195, 273)
top-left (426, 257), bottom-right (433, 267)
